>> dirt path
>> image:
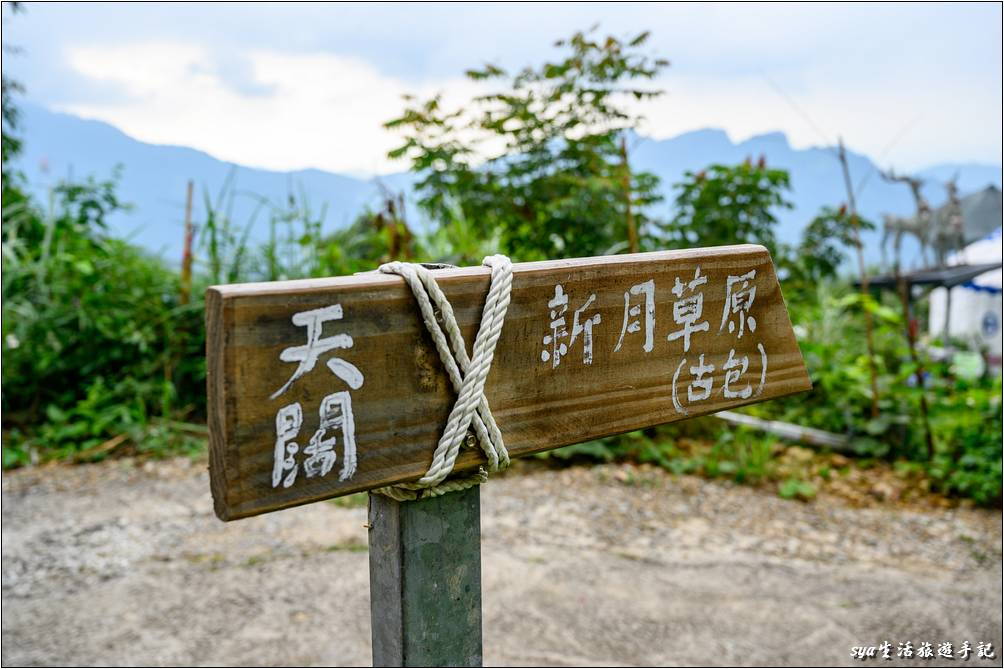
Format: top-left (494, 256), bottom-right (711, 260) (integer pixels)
top-left (2, 457), bottom-right (1001, 667)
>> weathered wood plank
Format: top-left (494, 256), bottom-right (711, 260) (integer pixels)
top-left (208, 245), bottom-right (811, 520)
top-left (368, 487), bottom-right (482, 667)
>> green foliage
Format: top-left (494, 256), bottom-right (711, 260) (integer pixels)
top-left (1, 71), bottom-right (24, 192)
top-left (749, 281), bottom-right (1002, 504)
top-left (312, 190), bottom-right (418, 276)
top-left (1, 3), bottom-right (25, 192)
top-left (545, 438), bottom-right (621, 463)
top-left (2, 163), bottom-right (205, 463)
top-left (924, 370), bottom-right (1002, 505)
top-left (540, 430), bottom-right (658, 466)
top-left (5, 376), bottom-right (205, 464)
top-left (777, 205), bottom-right (877, 297)
top-left (541, 181), bottom-right (1001, 506)
top-left (543, 422), bottom-right (778, 487)
top-left (705, 428), bottom-right (774, 484)
top-left (196, 177), bottom-right (419, 283)
top-left (386, 27), bottom-right (669, 261)
top-left (3, 175), bottom-right (186, 416)
top-left (757, 204), bottom-right (998, 506)
top-left (1, 23), bottom-right (999, 511)
top-left (38, 378), bottom-right (148, 459)
top-left (418, 204), bottom-right (502, 267)
top-left (778, 478), bottom-right (817, 501)
top-left (326, 492), bottom-right (368, 509)
top-left (754, 283), bottom-right (907, 451)
top-left (803, 207), bottom-right (873, 277)
top-left (198, 170), bottom-right (260, 285)
top-left (663, 159), bottom-right (792, 256)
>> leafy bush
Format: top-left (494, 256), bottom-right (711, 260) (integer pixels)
top-left (386, 28), bottom-right (668, 261)
top-left (783, 205), bottom-right (875, 286)
top-left (662, 159), bottom-right (792, 256)
top-left (778, 478), bottom-right (817, 502)
top-left (2, 23), bottom-right (999, 511)
top-left (542, 421), bottom-right (778, 486)
top-left (925, 373), bottom-right (1002, 505)
top-left (748, 281), bottom-right (1002, 504)
top-left (2, 173), bottom-right (206, 462)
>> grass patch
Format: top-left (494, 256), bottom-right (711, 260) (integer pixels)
top-left (326, 492), bottom-right (368, 509)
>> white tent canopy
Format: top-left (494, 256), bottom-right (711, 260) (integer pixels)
top-left (929, 227), bottom-right (1003, 364)
top-left (950, 227), bottom-right (1003, 290)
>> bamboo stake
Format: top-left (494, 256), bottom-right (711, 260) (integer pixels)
top-left (837, 138), bottom-right (881, 419)
top-left (620, 136), bottom-right (639, 254)
top-left (896, 277), bottom-right (935, 460)
top-left (180, 180), bottom-right (195, 305)
top-left (879, 162), bottom-right (936, 460)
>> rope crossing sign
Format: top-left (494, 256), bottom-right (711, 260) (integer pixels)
top-left (207, 245), bottom-right (811, 665)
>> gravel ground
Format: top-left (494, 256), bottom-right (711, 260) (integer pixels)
top-left (2, 457), bottom-right (1001, 667)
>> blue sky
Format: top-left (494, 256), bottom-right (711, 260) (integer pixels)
top-left (3, 2), bottom-right (1001, 175)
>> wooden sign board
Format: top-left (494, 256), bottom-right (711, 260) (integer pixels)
top-left (208, 245), bottom-right (811, 520)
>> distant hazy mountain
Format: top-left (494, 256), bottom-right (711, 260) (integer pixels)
top-left (15, 103), bottom-right (417, 264)
top-left (15, 103), bottom-right (1002, 267)
top-left (631, 129), bottom-right (1002, 248)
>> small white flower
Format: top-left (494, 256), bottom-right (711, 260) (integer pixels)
top-left (5, 334), bottom-right (19, 349)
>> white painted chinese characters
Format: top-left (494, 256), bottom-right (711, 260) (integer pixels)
top-left (270, 304), bottom-right (364, 489)
top-left (614, 279), bottom-right (655, 353)
top-left (668, 268), bottom-right (767, 413)
top-left (541, 284), bottom-right (602, 367)
top-left (720, 270), bottom-right (757, 338)
top-left (668, 268), bottom-right (709, 352)
top-left (539, 267), bottom-right (770, 416)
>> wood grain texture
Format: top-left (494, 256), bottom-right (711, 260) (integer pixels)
top-left (207, 245), bottom-right (811, 520)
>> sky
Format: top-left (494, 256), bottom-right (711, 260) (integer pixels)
top-left (3, 2), bottom-right (1002, 176)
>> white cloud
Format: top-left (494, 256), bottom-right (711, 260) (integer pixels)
top-left (60, 42), bottom-right (485, 175)
top-left (634, 68), bottom-right (1002, 170)
top-left (58, 31), bottom-right (1001, 176)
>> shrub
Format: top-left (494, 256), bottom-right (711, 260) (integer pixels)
top-left (2, 174), bottom-right (205, 461)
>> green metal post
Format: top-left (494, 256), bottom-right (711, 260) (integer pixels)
top-left (367, 486), bottom-right (483, 667)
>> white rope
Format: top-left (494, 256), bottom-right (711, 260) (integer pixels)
top-left (374, 255), bottom-right (513, 501)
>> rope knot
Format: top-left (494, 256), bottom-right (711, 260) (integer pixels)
top-left (375, 255), bottom-right (513, 501)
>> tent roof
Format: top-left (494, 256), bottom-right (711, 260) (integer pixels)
top-left (950, 227), bottom-right (1003, 291)
top-left (859, 262), bottom-right (1003, 291)
top-left (931, 185), bottom-right (1003, 243)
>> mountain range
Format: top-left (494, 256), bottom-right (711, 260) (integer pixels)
top-left (14, 103), bottom-right (1003, 267)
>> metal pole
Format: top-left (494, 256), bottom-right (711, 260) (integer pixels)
top-left (943, 285), bottom-right (952, 349)
top-left (368, 486), bottom-right (483, 667)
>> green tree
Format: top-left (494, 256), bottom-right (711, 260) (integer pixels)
top-left (1, 14), bottom-right (205, 463)
top-left (385, 28), bottom-right (669, 261)
top-left (312, 189), bottom-right (416, 277)
top-left (664, 158), bottom-right (792, 256)
top-left (1, 72), bottom-right (23, 183)
top-left (790, 204), bottom-right (875, 284)
top-left (2, 3), bottom-right (27, 211)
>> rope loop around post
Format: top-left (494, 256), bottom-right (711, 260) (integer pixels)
top-left (374, 255), bottom-right (513, 501)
